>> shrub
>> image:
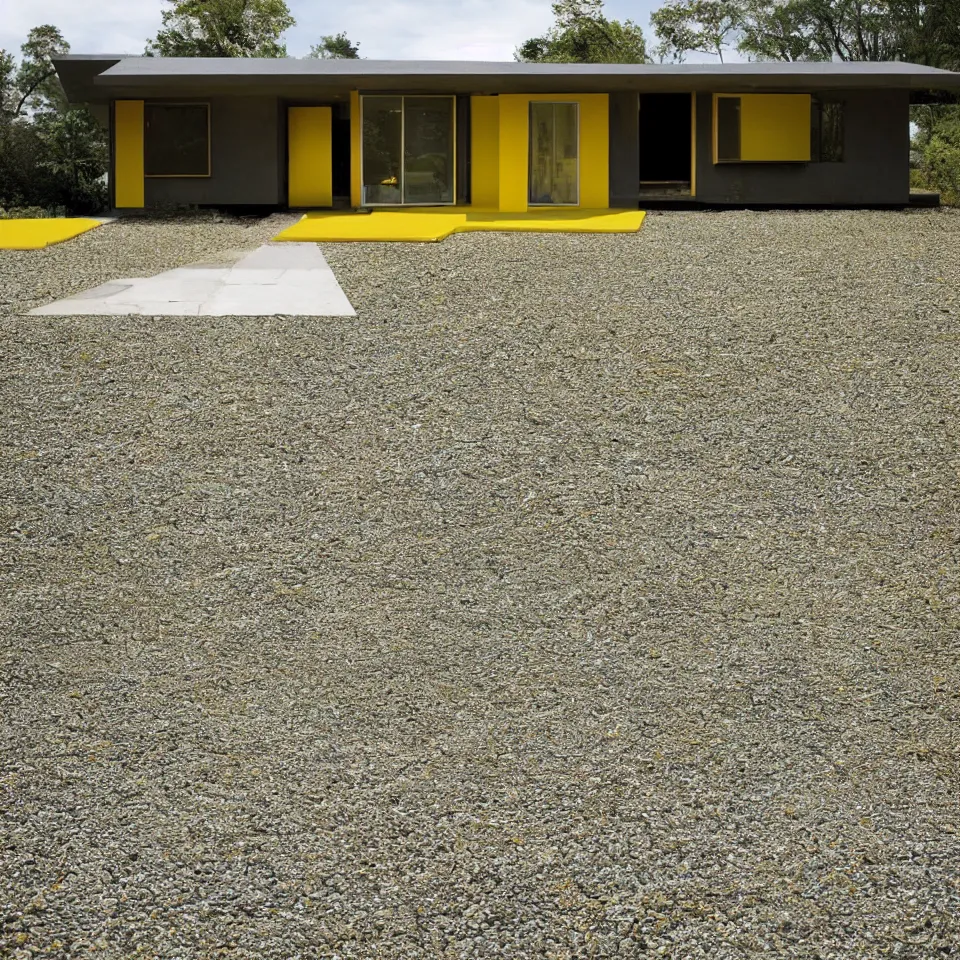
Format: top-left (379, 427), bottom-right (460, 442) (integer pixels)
top-left (919, 135), bottom-right (960, 206)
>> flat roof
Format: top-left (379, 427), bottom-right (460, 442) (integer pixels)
top-left (53, 55), bottom-right (960, 101)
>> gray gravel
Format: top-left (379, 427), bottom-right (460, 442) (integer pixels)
top-left (2, 208), bottom-right (960, 959)
top-left (0, 212), bottom-right (294, 316)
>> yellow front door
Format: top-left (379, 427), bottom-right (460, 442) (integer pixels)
top-left (288, 106), bottom-right (333, 208)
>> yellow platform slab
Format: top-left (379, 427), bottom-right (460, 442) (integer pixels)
top-left (0, 218), bottom-right (102, 250)
top-left (274, 208), bottom-right (645, 243)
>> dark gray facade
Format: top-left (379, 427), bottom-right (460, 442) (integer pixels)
top-left (609, 92), bottom-right (640, 209)
top-left (53, 56), bottom-right (957, 212)
top-left (692, 89), bottom-right (911, 206)
top-left (603, 88), bottom-right (912, 207)
top-left (143, 96), bottom-right (282, 207)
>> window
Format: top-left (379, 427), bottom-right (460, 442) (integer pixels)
top-left (716, 96), bottom-right (741, 162)
top-left (713, 94), bottom-right (811, 163)
top-left (360, 95), bottom-right (455, 205)
top-left (529, 101), bottom-right (579, 205)
top-left (812, 99), bottom-right (844, 162)
top-left (144, 103), bottom-right (210, 177)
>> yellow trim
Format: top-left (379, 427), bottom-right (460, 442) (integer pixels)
top-left (114, 100), bottom-right (144, 208)
top-left (713, 93), bottom-right (811, 163)
top-left (712, 93), bottom-right (720, 165)
top-left (690, 93), bottom-right (697, 198)
top-left (288, 106), bottom-right (333, 207)
top-left (143, 102), bottom-right (211, 178)
top-left (350, 90), bottom-right (362, 207)
top-left (471, 97), bottom-right (500, 208)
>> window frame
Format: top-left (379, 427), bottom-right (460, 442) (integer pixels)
top-left (712, 93), bottom-right (812, 165)
top-left (143, 101), bottom-right (212, 179)
top-left (359, 94), bottom-right (457, 207)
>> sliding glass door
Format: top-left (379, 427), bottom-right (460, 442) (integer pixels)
top-left (361, 95), bottom-right (455, 205)
top-left (529, 101), bottom-right (579, 205)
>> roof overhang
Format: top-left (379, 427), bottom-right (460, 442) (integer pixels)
top-left (53, 55), bottom-right (960, 104)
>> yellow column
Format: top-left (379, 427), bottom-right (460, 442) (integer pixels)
top-left (497, 95), bottom-right (529, 213)
top-left (288, 106), bottom-right (333, 207)
top-left (574, 94), bottom-right (609, 209)
top-left (470, 96), bottom-right (500, 209)
top-left (114, 100), bottom-right (144, 208)
top-left (350, 91), bottom-right (362, 207)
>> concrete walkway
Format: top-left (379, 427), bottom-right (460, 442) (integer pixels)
top-left (30, 242), bottom-right (355, 317)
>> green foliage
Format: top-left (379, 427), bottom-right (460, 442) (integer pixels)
top-left (0, 25), bottom-right (107, 215)
top-left (15, 24), bottom-right (69, 113)
top-left (651, 0), bottom-right (960, 64)
top-left (912, 104), bottom-right (960, 206)
top-left (146, 0), bottom-right (295, 57)
top-left (0, 49), bottom-right (16, 117)
top-left (918, 134), bottom-right (960, 205)
top-left (310, 32), bottom-right (361, 59)
top-left (652, 0), bottom-right (738, 62)
top-left (517, 0), bottom-right (649, 63)
top-left (896, 0), bottom-right (960, 68)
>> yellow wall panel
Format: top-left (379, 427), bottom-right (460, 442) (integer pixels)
top-left (114, 100), bottom-right (144, 208)
top-left (288, 106), bottom-right (333, 208)
top-left (470, 96), bottom-right (500, 209)
top-left (350, 91), bottom-right (362, 207)
top-left (495, 93), bottom-right (609, 212)
top-left (498, 95), bottom-right (530, 213)
top-left (573, 94), bottom-right (609, 209)
top-left (738, 94), bottom-right (811, 162)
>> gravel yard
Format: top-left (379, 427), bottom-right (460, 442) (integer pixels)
top-left (2, 209), bottom-right (959, 959)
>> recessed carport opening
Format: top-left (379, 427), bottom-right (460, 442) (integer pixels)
top-left (639, 92), bottom-right (692, 197)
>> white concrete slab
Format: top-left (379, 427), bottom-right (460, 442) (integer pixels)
top-left (29, 242), bottom-right (356, 318)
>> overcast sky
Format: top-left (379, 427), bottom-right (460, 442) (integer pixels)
top-left (1, 0), bottom-right (664, 61)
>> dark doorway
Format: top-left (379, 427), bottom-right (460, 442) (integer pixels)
top-left (638, 93), bottom-right (691, 183)
top-left (332, 115), bottom-right (351, 199)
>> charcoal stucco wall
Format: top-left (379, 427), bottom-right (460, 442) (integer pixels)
top-left (128, 87), bottom-right (910, 209)
top-left (609, 92), bottom-right (640, 208)
top-left (694, 89), bottom-right (910, 205)
top-left (142, 96), bottom-right (281, 206)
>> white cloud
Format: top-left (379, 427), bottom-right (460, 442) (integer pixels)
top-left (292, 0), bottom-right (551, 60)
top-left (1, 0), bottom-right (677, 63)
top-left (2, 0), bottom-right (161, 56)
top-left (1, 0), bottom-right (558, 60)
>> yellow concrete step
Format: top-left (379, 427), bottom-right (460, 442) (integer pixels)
top-left (274, 208), bottom-right (646, 243)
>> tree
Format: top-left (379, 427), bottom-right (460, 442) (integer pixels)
top-left (651, 0), bottom-right (739, 61)
top-left (517, 0), bottom-right (650, 63)
top-left (0, 26), bottom-right (107, 215)
top-left (896, 0), bottom-right (960, 69)
top-left (310, 32), bottom-right (360, 59)
top-left (0, 25), bottom-right (69, 120)
top-left (651, 0), bottom-right (960, 65)
top-left (732, 0), bottom-right (829, 61)
top-left (146, 0), bottom-right (295, 57)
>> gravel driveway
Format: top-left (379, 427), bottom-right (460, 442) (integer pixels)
top-left (2, 209), bottom-right (959, 959)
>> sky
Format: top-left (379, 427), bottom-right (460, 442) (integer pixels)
top-left (1, 0), bottom-right (662, 61)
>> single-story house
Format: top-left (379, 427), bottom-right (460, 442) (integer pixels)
top-left (54, 56), bottom-right (960, 211)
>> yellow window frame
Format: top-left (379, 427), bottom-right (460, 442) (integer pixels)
top-left (713, 93), bottom-right (812, 164)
